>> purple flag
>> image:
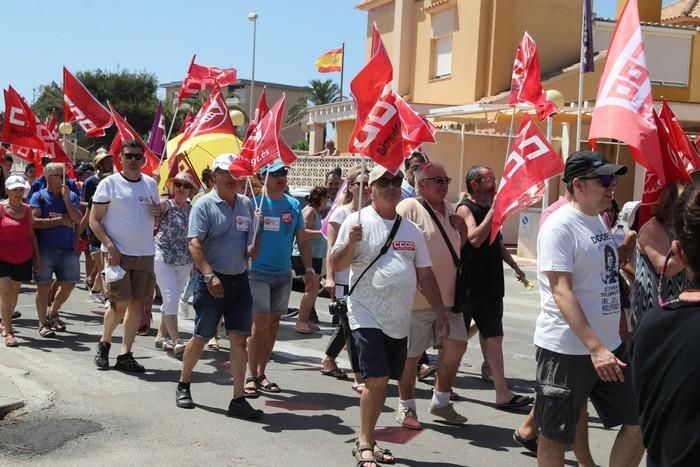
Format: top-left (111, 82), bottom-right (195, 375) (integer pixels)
top-left (147, 101), bottom-right (166, 156)
top-left (582, 0), bottom-right (594, 73)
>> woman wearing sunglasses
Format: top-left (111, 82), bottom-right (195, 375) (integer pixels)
top-left (631, 181), bottom-right (688, 330)
top-left (632, 184), bottom-right (700, 466)
top-left (153, 172), bottom-right (198, 356)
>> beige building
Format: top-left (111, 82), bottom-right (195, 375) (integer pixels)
top-left (160, 79), bottom-right (308, 147)
top-left (306, 0), bottom-right (700, 248)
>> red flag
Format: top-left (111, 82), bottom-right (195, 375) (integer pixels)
top-left (245, 88), bottom-right (270, 140)
top-left (508, 32), bottom-right (557, 120)
top-left (653, 109), bottom-right (692, 185)
top-left (166, 153), bottom-right (202, 191)
top-left (46, 110), bottom-right (58, 140)
top-left (1, 87), bottom-right (45, 151)
top-left (638, 170), bottom-right (662, 226)
top-left (348, 24), bottom-right (393, 154)
top-left (490, 114), bottom-right (565, 243)
top-left (171, 87), bottom-right (237, 161)
top-left (108, 102), bottom-right (159, 175)
top-left (228, 153), bottom-right (255, 179)
top-left (659, 98), bottom-right (700, 174)
top-left (589, 0), bottom-right (664, 182)
top-left (177, 55), bottom-right (237, 104)
top-left (10, 146), bottom-right (36, 163)
top-left (178, 111), bottom-right (195, 135)
top-left (63, 67), bottom-right (113, 137)
top-left (240, 95), bottom-right (289, 172)
top-left (396, 95), bottom-right (436, 158)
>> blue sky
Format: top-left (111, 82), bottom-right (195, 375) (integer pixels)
top-left (0, 0), bottom-right (673, 113)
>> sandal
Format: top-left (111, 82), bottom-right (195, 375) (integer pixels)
top-left (321, 367), bottom-right (348, 379)
top-left (3, 332), bottom-right (18, 347)
top-left (207, 338), bottom-right (220, 351)
top-left (48, 315), bottom-right (66, 332)
top-left (39, 323), bottom-right (56, 338)
top-left (257, 374), bottom-right (281, 393)
top-left (244, 376), bottom-right (260, 398)
top-left (352, 382), bottom-right (366, 394)
top-left (353, 441), bottom-right (378, 467)
top-left (370, 441), bottom-right (395, 464)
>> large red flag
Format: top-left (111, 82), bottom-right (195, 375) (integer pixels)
top-left (170, 87), bottom-right (237, 161)
top-left (490, 114), bottom-right (564, 243)
top-left (348, 25), bottom-right (393, 154)
top-left (63, 67), bottom-right (113, 137)
top-left (240, 95), bottom-right (288, 172)
top-left (589, 0), bottom-right (664, 182)
top-left (177, 55), bottom-right (237, 104)
top-left (508, 32), bottom-right (557, 120)
top-left (1, 87), bottom-right (45, 151)
top-left (245, 88), bottom-right (270, 140)
top-left (659, 98), bottom-right (700, 174)
top-left (108, 102), bottom-right (159, 175)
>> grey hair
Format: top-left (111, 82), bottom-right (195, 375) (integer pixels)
top-left (44, 162), bottom-right (65, 175)
top-left (414, 161), bottom-right (446, 196)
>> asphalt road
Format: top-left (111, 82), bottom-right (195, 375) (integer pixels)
top-left (0, 258), bottom-right (626, 466)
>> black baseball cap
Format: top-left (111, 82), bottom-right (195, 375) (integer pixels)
top-left (563, 150), bottom-right (627, 183)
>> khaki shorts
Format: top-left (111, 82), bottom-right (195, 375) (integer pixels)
top-left (103, 255), bottom-right (155, 305)
top-left (407, 308), bottom-right (468, 358)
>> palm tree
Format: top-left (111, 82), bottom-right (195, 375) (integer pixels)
top-left (287, 79), bottom-right (340, 146)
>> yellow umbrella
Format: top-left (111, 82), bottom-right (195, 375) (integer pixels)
top-left (158, 132), bottom-right (243, 192)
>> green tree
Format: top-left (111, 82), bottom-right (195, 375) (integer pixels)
top-left (286, 79), bottom-right (340, 146)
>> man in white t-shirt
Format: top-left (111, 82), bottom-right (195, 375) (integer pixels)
top-left (333, 164), bottom-right (448, 465)
top-left (89, 140), bottom-right (161, 373)
top-left (535, 151), bottom-right (643, 466)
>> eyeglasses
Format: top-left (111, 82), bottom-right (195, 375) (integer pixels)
top-left (374, 176), bottom-right (403, 188)
top-left (267, 168), bottom-right (289, 177)
top-left (479, 177), bottom-right (496, 184)
top-left (122, 153), bottom-right (144, 161)
top-left (173, 182), bottom-right (192, 190)
top-left (424, 176), bottom-right (451, 185)
top-left (579, 174), bottom-right (618, 188)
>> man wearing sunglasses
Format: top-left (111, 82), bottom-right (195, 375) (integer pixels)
top-left (246, 161), bottom-right (314, 396)
top-left (534, 151), bottom-right (643, 467)
top-left (90, 140), bottom-right (161, 373)
top-left (333, 164), bottom-right (448, 465)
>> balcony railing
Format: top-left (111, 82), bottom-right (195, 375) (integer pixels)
top-left (306, 100), bottom-right (356, 125)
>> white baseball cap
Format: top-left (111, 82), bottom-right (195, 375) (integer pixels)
top-left (212, 153), bottom-right (236, 172)
top-left (5, 175), bottom-right (30, 195)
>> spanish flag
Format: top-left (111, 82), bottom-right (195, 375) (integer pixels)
top-left (315, 47), bottom-right (343, 73)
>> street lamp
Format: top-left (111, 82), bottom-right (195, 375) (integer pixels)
top-left (248, 12), bottom-right (258, 122)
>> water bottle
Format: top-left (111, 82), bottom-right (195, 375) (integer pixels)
top-left (613, 224), bottom-right (625, 247)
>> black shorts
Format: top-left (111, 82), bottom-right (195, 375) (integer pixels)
top-left (463, 295), bottom-right (504, 338)
top-left (0, 259), bottom-right (33, 282)
top-left (352, 328), bottom-right (407, 380)
top-left (534, 345), bottom-right (638, 444)
top-left (291, 256), bottom-right (323, 275)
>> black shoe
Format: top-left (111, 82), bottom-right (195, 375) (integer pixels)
top-left (227, 397), bottom-right (263, 420)
top-left (176, 385), bottom-right (195, 409)
top-left (95, 341), bottom-right (111, 370)
top-left (513, 429), bottom-right (538, 454)
top-left (114, 352), bottom-right (145, 373)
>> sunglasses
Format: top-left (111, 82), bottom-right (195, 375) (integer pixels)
top-left (580, 174), bottom-right (618, 188)
top-left (173, 181), bottom-right (192, 190)
top-left (267, 168), bottom-right (288, 177)
top-left (374, 176), bottom-right (403, 188)
top-left (424, 176), bottom-right (451, 185)
top-left (122, 153), bottom-right (144, 161)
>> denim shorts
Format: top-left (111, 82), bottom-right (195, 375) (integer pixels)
top-left (192, 271), bottom-right (253, 339)
top-left (34, 247), bottom-right (80, 284)
top-left (249, 270), bottom-right (292, 314)
top-left (352, 328), bottom-right (408, 380)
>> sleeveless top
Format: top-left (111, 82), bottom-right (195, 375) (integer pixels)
top-left (458, 199), bottom-right (504, 298)
top-left (155, 200), bottom-right (192, 266)
top-left (0, 203), bottom-right (33, 264)
top-left (292, 208), bottom-right (327, 259)
top-left (632, 224), bottom-right (687, 330)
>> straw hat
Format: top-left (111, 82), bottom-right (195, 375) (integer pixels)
top-left (165, 172), bottom-right (198, 198)
top-left (92, 148), bottom-right (112, 168)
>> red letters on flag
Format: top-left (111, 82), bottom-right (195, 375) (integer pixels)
top-left (490, 114), bottom-right (564, 243)
top-left (108, 103), bottom-right (159, 176)
top-left (63, 67), bottom-right (113, 137)
top-left (508, 32), bottom-right (557, 121)
top-left (177, 55), bottom-right (237, 104)
top-left (589, 0), bottom-right (664, 182)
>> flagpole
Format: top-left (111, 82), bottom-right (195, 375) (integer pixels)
top-left (543, 115), bottom-right (553, 209)
top-left (505, 106), bottom-right (517, 157)
top-left (250, 166), bottom-right (270, 247)
top-left (339, 43), bottom-right (345, 101)
top-left (575, 0), bottom-right (587, 152)
top-left (357, 155), bottom-right (366, 224)
top-left (157, 102), bottom-right (181, 169)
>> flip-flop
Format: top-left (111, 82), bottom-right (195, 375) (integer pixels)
top-left (496, 395), bottom-right (534, 410)
top-left (321, 367), bottom-right (348, 379)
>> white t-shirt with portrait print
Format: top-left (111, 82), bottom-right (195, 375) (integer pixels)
top-left (534, 203), bottom-right (622, 355)
top-left (92, 172), bottom-right (159, 256)
top-left (333, 205), bottom-right (432, 339)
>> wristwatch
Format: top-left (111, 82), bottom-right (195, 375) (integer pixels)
top-left (203, 273), bottom-right (216, 283)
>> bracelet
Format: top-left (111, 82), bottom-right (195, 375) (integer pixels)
top-left (305, 267), bottom-right (315, 273)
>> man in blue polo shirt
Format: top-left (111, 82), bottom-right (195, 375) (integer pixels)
top-left (29, 162), bottom-right (82, 338)
top-left (28, 156), bottom-right (81, 199)
top-left (244, 161), bottom-right (314, 396)
top-left (176, 153), bottom-right (262, 420)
